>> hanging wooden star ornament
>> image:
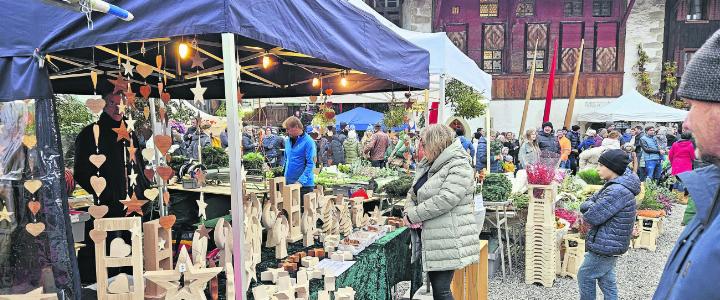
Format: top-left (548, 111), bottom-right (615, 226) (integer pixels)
top-left (121, 60), bottom-right (134, 76)
top-left (190, 77), bottom-right (207, 106)
top-left (196, 198), bottom-right (208, 219)
top-left (140, 84), bottom-right (152, 100)
top-left (191, 52), bottom-right (207, 69)
top-left (128, 169), bottom-right (138, 187)
top-left (120, 193), bottom-right (148, 216)
top-left (85, 98), bottom-right (106, 115)
top-left (112, 121), bottom-right (131, 142)
top-left (124, 85), bottom-right (137, 108)
top-left (117, 99), bottom-right (127, 115)
top-left (90, 70), bottom-right (98, 91)
top-left (125, 114), bottom-right (136, 132)
top-left (0, 205), bottom-right (14, 223)
top-left (127, 143), bottom-right (138, 163)
top-left (108, 76), bottom-right (130, 94)
top-left (196, 224), bottom-right (212, 240)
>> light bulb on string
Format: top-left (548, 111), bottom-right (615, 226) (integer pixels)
top-left (312, 77), bottom-right (320, 87)
top-left (178, 42), bottom-right (190, 59)
top-left (262, 54), bottom-right (272, 69)
top-left (340, 74), bottom-right (348, 87)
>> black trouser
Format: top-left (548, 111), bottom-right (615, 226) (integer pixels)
top-left (371, 160), bottom-right (385, 168)
top-left (429, 270), bottom-right (455, 300)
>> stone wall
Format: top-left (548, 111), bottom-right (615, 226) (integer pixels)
top-left (402, 0), bottom-right (432, 33)
top-left (623, 0), bottom-right (666, 93)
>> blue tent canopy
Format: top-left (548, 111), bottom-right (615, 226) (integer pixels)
top-left (0, 0), bottom-right (430, 101)
top-left (334, 107), bottom-right (409, 131)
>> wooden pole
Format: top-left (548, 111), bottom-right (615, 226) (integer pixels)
top-left (518, 39), bottom-right (539, 138)
top-left (564, 39), bottom-right (585, 129)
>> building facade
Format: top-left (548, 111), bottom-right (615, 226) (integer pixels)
top-left (663, 0), bottom-right (720, 82)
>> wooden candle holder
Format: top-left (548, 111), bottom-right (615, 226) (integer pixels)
top-left (282, 183), bottom-right (304, 242)
top-left (143, 219), bottom-right (173, 300)
top-left (90, 217), bottom-right (144, 300)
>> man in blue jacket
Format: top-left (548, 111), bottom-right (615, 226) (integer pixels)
top-left (282, 116), bottom-right (316, 201)
top-left (640, 126), bottom-right (665, 181)
top-left (653, 29), bottom-right (720, 300)
top-left (578, 149), bottom-right (639, 300)
top-left (474, 130), bottom-right (487, 171)
top-left (456, 127), bottom-right (475, 158)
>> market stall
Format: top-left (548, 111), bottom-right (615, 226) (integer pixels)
top-left (0, 0), bottom-right (431, 299)
top-left (577, 90), bottom-right (688, 122)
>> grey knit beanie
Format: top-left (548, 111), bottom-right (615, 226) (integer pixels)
top-left (678, 29), bottom-right (720, 102)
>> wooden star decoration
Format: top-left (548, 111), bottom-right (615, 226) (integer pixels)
top-left (120, 193), bottom-right (148, 216)
top-left (191, 52), bottom-right (207, 69)
top-left (108, 76), bottom-right (130, 94)
top-left (125, 114), bottom-right (136, 132)
top-left (127, 143), bottom-right (138, 163)
top-left (196, 224), bottom-right (211, 241)
top-left (158, 238), bottom-right (166, 251)
top-left (0, 287), bottom-right (57, 299)
top-left (196, 199), bottom-right (208, 219)
top-left (190, 77), bottom-right (207, 106)
top-left (129, 223), bottom-right (142, 238)
top-left (112, 121), bottom-right (131, 142)
top-left (128, 169), bottom-right (138, 187)
top-left (144, 247), bottom-right (222, 300)
top-left (117, 99), bottom-right (127, 115)
top-left (0, 206), bottom-right (13, 223)
top-left (124, 87), bottom-right (137, 108)
top-left (121, 60), bottom-right (134, 76)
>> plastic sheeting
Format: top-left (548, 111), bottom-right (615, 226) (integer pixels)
top-left (0, 99), bottom-right (79, 299)
top-left (577, 90), bottom-right (688, 122)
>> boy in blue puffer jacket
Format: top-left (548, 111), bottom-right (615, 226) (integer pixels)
top-left (577, 149), bottom-right (640, 300)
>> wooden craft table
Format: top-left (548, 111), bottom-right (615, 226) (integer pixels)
top-left (166, 183), bottom-right (268, 196)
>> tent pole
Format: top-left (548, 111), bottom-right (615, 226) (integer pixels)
top-left (221, 32), bottom-right (245, 300)
top-left (423, 89), bottom-right (430, 127)
top-left (486, 102), bottom-right (491, 171)
top-left (148, 92), bottom-right (165, 215)
top-left (438, 75), bottom-right (446, 125)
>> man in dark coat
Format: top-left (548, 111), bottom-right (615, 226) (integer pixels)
top-left (73, 93), bottom-right (151, 282)
top-left (330, 124), bottom-right (347, 165)
top-left (537, 122), bottom-right (560, 154)
top-left (654, 29), bottom-right (720, 300)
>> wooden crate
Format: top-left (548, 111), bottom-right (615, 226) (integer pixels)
top-left (143, 220), bottom-right (173, 299)
top-left (561, 234), bottom-right (586, 279)
top-left (633, 216), bottom-right (661, 251)
top-left (451, 240), bottom-right (489, 300)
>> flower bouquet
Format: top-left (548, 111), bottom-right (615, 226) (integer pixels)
top-left (526, 151), bottom-right (561, 199)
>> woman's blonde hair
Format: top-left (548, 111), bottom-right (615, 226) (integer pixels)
top-left (524, 128), bottom-right (540, 148)
top-left (421, 124), bottom-right (456, 162)
top-left (608, 130), bottom-right (621, 139)
top-left (586, 129), bottom-right (597, 137)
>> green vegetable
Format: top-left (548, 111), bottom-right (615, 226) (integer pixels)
top-left (383, 175), bottom-right (413, 198)
top-left (510, 193), bottom-right (529, 209)
top-left (578, 169), bottom-right (603, 185)
top-left (243, 152), bottom-right (266, 175)
top-left (203, 146), bottom-right (229, 170)
top-left (337, 164), bottom-right (352, 174)
top-left (479, 173), bottom-right (512, 202)
top-left (560, 175), bottom-right (585, 194)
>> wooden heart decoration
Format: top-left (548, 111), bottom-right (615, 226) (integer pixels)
top-left (325, 89), bottom-right (334, 96)
top-left (85, 98), bottom-right (106, 114)
top-left (143, 107), bottom-right (150, 119)
top-left (142, 148), bottom-right (155, 161)
top-left (163, 191), bottom-right (170, 205)
top-left (22, 135), bottom-right (37, 149)
top-left (88, 205), bottom-right (109, 219)
top-left (89, 154), bottom-right (106, 169)
top-left (25, 222), bottom-right (45, 237)
top-left (24, 180), bottom-right (42, 194)
top-left (90, 176), bottom-right (107, 197)
top-left (109, 238), bottom-right (132, 257)
top-left (107, 273), bottom-right (130, 294)
top-left (309, 95), bottom-right (318, 103)
top-left (136, 63), bottom-right (153, 78)
top-left (156, 54), bottom-right (163, 70)
top-left (140, 84), bottom-right (151, 100)
top-left (160, 92), bottom-right (171, 105)
top-left (144, 188), bottom-right (159, 201)
top-left (27, 201), bottom-right (41, 215)
top-left (154, 135), bottom-right (172, 155)
top-left (156, 166), bottom-right (174, 182)
top-left (89, 229), bottom-right (107, 243)
top-left (159, 215), bottom-right (176, 230)
top-left (144, 169), bottom-right (155, 181)
top-left (324, 111), bottom-right (335, 120)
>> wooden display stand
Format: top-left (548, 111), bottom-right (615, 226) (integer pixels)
top-left (282, 183), bottom-right (303, 242)
top-left (560, 234), bottom-right (585, 279)
top-left (450, 240), bottom-right (489, 300)
top-left (633, 216), bottom-right (661, 251)
top-left (349, 197), bottom-right (365, 228)
top-left (525, 184), bottom-right (558, 287)
top-left (143, 219), bottom-right (173, 300)
top-left (90, 217), bottom-right (144, 300)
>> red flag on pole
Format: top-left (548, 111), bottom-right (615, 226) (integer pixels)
top-left (543, 39), bottom-right (559, 123)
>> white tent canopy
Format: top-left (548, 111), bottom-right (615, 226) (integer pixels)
top-left (347, 0), bottom-right (492, 97)
top-left (577, 90), bottom-right (688, 122)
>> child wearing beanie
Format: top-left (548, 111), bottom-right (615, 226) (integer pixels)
top-left (577, 149), bottom-right (640, 300)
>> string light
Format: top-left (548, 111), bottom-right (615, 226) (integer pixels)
top-left (312, 77), bottom-right (320, 87)
top-left (178, 42), bottom-right (190, 59)
top-left (340, 73), bottom-right (348, 87)
top-left (262, 54), bottom-right (272, 69)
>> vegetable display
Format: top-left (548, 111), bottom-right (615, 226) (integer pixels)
top-left (479, 173), bottom-right (512, 202)
top-left (578, 169), bottom-right (603, 185)
top-left (383, 175), bottom-right (413, 198)
top-left (243, 152), bottom-right (266, 175)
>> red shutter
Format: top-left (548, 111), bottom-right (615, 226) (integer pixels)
top-left (677, 0), bottom-right (688, 21)
top-left (709, 0), bottom-right (720, 20)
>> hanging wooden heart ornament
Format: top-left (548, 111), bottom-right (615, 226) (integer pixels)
top-left (22, 135), bottom-right (37, 149)
top-left (144, 188), bottom-right (159, 201)
top-left (136, 63), bottom-right (153, 78)
top-left (144, 169), bottom-right (155, 181)
top-left (160, 92), bottom-right (171, 105)
top-left (154, 135), bottom-right (172, 155)
top-left (24, 180), bottom-right (42, 194)
top-left (90, 176), bottom-right (107, 197)
top-left (156, 166), bottom-right (174, 182)
top-left (85, 98), bottom-right (106, 115)
top-left (25, 222), bottom-right (45, 237)
top-left (159, 215), bottom-right (176, 230)
top-left (140, 84), bottom-right (151, 100)
top-left (325, 89), bottom-right (334, 96)
top-left (89, 154), bottom-right (106, 169)
top-left (141, 148), bottom-right (155, 161)
top-left (88, 205), bottom-right (109, 219)
top-left (27, 201), bottom-right (41, 215)
top-left (89, 229), bottom-right (107, 243)
top-left (309, 95), bottom-right (318, 103)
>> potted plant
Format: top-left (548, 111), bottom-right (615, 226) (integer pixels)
top-left (478, 173), bottom-right (512, 203)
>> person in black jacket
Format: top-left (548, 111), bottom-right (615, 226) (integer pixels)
top-left (537, 122), bottom-right (560, 154)
top-left (567, 125), bottom-right (582, 174)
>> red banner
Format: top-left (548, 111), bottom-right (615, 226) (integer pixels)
top-left (543, 39), bottom-right (559, 123)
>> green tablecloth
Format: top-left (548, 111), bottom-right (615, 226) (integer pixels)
top-left (248, 227), bottom-right (421, 300)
